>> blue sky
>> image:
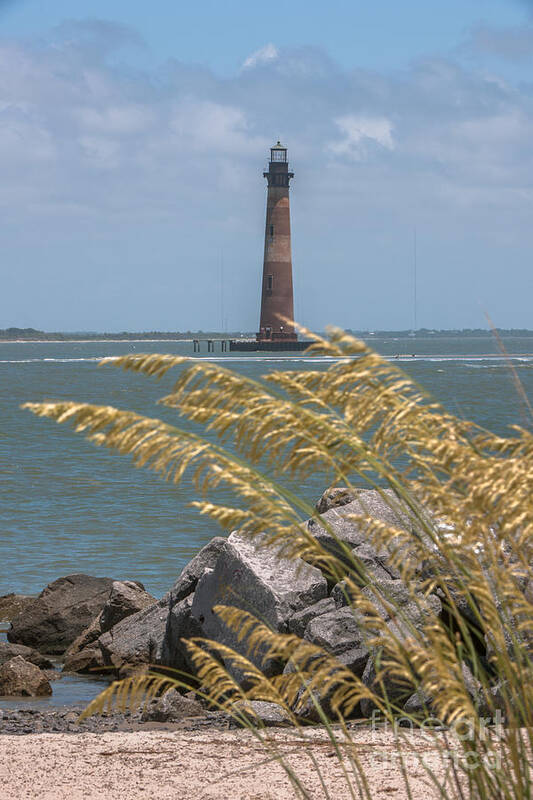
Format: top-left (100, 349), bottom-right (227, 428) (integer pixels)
top-left (1, 0), bottom-right (533, 330)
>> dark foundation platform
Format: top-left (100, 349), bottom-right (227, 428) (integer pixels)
top-left (229, 339), bottom-right (314, 352)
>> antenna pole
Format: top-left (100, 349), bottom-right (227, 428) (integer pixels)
top-left (413, 228), bottom-right (417, 333)
top-left (220, 250), bottom-right (225, 333)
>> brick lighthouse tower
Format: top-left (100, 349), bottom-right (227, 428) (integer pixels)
top-left (257, 141), bottom-right (297, 343)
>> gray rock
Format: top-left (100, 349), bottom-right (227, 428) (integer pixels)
top-left (331, 581), bottom-right (357, 609)
top-left (304, 606), bottom-right (368, 673)
top-left (0, 642), bottom-right (53, 670)
top-left (283, 639), bottom-right (366, 722)
top-left (308, 490), bottom-right (416, 578)
top-left (159, 594), bottom-right (203, 675)
top-left (360, 656), bottom-right (403, 717)
top-left (358, 580), bottom-right (442, 717)
top-left (316, 487), bottom-right (358, 514)
top-left (0, 656), bottom-right (52, 697)
top-left (62, 647), bottom-right (105, 674)
top-left (287, 598), bottom-right (336, 638)
top-left (403, 689), bottom-right (433, 715)
top-left (7, 574), bottom-right (115, 654)
top-left (162, 538), bottom-right (227, 606)
top-left (100, 580), bottom-right (154, 631)
top-left (191, 531), bottom-right (327, 676)
top-left (232, 700), bottom-right (291, 727)
top-left (63, 580), bottom-right (156, 672)
top-left (142, 689), bottom-right (206, 722)
top-left (361, 580), bottom-right (441, 639)
top-left (0, 594), bottom-right (34, 623)
top-left (98, 600), bottom-right (169, 671)
top-left (402, 663), bottom-right (486, 719)
top-left (335, 646), bottom-right (371, 675)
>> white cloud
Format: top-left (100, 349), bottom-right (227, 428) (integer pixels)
top-left (328, 115), bottom-right (395, 160)
top-left (242, 43), bottom-right (278, 70)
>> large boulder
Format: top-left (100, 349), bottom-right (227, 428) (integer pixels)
top-left (191, 531), bottom-right (328, 676)
top-left (0, 656), bottom-right (52, 697)
top-left (0, 642), bottom-right (53, 670)
top-left (159, 595), bottom-right (203, 675)
top-left (304, 606), bottom-right (369, 677)
top-left (308, 489), bottom-right (427, 584)
top-left (287, 598), bottom-right (336, 638)
top-left (231, 700), bottom-right (291, 727)
top-left (142, 689), bottom-right (206, 722)
top-left (7, 574), bottom-right (115, 654)
top-left (316, 487), bottom-right (358, 515)
top-left (162, 538), bottom-right (227, 605)
top-left (359, 579), bottom-right (442, 716)
top-left (0, 594), bottom-right (34, 622)
top-left (309, 490), bottom-right (412, 557)
top-left (63, 581), bottom-right (156, 673)
top-left (98, 600), bottom-right (169, 672)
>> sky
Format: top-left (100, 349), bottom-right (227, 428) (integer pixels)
top-left (1, 0), bottom-right (533, 332)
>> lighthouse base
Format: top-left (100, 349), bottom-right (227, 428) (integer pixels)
top-left (229, 339), bottom-right (314, 352)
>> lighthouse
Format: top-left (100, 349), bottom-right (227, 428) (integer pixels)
top-left (257, 141), bottom-right (297, 343)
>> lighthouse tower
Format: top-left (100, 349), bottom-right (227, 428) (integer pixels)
top-left (257, 141), bottom-right (297, 342)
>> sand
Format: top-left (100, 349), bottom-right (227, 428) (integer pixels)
top-left (0, 726), bottom-right (462, 799)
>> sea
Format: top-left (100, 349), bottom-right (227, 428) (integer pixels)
top-left (1, 334), bottom-right (532, 707)
top-left (2, 335), bottom-right (533, 600)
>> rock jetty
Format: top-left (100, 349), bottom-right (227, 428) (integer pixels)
top-left (1, 487), bottom-right (497, 726)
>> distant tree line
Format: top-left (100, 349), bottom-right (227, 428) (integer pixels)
top-left (1, 326), bottom-right (533, 341)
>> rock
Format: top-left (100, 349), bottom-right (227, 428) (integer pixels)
top-left (308, 490), bottom-right (414, 574)
top-left (99, 581), bottom-right (155, 631)
top-left (361, 580), bottom-right (441, 640)
top-left (353, 542), bottom-right (400, 583)
top-left (330, 544), bottom-right (400, 604)
top-left (287, 598), bottom-right (336, 638)
top-left (0, 642), bottom-right (53, 670)
top-left (7, 574), bottom-right (115, 654)
top-left (0, 594), bottom-right (34, 622)
top-left (63, 616), bottom-right (103, 664)
top-left (142, 689), bottom-right (206, 722)
top-left (63, 580), bottom-right (156, 672)
top-left (283, 638), bottom-right (366, 722)
top-left (402, 663), bottom-right (486, 719)
top-left (63, 647), bottom-right (105, 674)
top-left (0, 656), bottom-right (52, 697)
top-left (232, 700), bottom-right (291, 727)
top-left (191, 531), bottom-right (327, 677)
top-left (358, 580), bottom-right (442, 717)
top-left (331, 581), bottom-right (356, 608)
top-left (403, 689), bottom-right (433, 715)
top-left (304, 606), bottom-right (369, 676)
top-left (162, 538), bottom-right (227, 606)
top-left (159, 595), bottom-right (203, 675)
top-left (42, 669), bottom-right (61, 682)
top-left (98, 600), bottom-right (169, 671)
top-left (316, 487), bottom-right (358, 514)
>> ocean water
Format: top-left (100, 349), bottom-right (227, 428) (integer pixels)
top-left (1, 336), bottom-right (532, 601)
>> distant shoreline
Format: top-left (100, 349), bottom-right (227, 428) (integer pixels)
top-left (0, 339), bottom-right (196, 344)
top-left (2, 329), bottom-right (533, 344)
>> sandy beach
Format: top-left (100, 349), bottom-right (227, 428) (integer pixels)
top-left (0, 726), bottom-right (458, 800)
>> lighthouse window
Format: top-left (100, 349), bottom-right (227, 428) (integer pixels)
top-left (269, 225), bottom-right (274, 237)
top-left (267, 275), bottom-right (273, 290)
